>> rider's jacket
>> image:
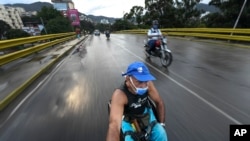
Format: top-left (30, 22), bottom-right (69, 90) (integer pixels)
top-left (119, 82), bottom-right (149, 116)
top-left (147, 28), bottom-right (162, 40)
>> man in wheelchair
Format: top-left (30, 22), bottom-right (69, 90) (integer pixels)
top-left (106, 61), bottom-right (168, 141)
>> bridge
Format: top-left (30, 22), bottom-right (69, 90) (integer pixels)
top-left (0, 31), bottom-right (249, 141)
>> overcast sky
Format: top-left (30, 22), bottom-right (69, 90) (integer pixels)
top-left (1, 0), bottom-right (211, 18)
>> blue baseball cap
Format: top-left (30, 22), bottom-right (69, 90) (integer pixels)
top-left (122, 62), bottom-right (156, 81)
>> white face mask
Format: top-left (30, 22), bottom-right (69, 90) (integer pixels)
top-left (129, 77), bottom-right (148, 95)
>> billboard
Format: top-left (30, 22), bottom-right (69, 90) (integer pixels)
top-left (67, 9), bottom-right (80, 26)
top-left (53, 3), bottom-right (68, 11)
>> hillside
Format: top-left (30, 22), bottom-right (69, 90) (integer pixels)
top-left (4, 2), bottom-right (53, 12)
top-left (87, 15), bottom-right (118, 24)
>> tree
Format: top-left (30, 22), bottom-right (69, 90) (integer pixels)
top-left (112, 19), bottom-right (135, 31)
top-left (45, 17), bottom-right (72, 34)
top-left (80, 20), bottom-right (95, 34)
top-left (5, 29), bottom-right (30, 39)
top-left (0, 20), bottom-right (11, 40)
top-left (124, 6), bottom-right (144, 26)
top-left (143, 0), bottom-right (203, 28)
top-left (174, 0), bottom-right (203, 27)
top-left (144, 0), bottom-right (175, 27)
top-left (207, 0), bottom-right (250, 27)
top-left (36, 6), bottom-right (64, 25)
top-left (201, 12), bottom-right (227, 27)
top-left (36, 6), bottom-right (73, 34)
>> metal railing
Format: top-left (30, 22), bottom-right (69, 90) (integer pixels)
top-left (0, 32), bottom-right (76, 66)
top-left (116, 28), bottom-right (250, 42)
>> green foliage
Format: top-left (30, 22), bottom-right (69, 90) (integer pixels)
top-left (0, 20), bottom-right (11, 39)
top-left (95, 23), bottom-right (112, 33)
top-left (144, 0), bottom-right (175, 26)
top-left (5, 29), bottom-right (30, 39)
top-left (112, 19), bottom-right (135, 31)
top-left (80, 20), bottom-right (95, 33)
top-left (205, 0), bottom-right (250, 28)
top-left (45, 17), bottom-right (72, 34)
top-left (174, 0), bottom-right (203, 27)
top-left (124, 6), bottom-right (144, 25)
top-left (36, 6), bottom-right (63, 25)
top-left (114, 0), bottom-right (204, 29)
top-left (113, 0), bottom-right (249, 29)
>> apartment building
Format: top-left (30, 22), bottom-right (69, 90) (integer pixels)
top-left (0, 5), bottom-right (24, 29)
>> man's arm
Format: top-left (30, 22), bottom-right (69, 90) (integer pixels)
top-left (147, 81), bottom-right (165, 123)
top-left (106, 89), bottom-right (127, 141)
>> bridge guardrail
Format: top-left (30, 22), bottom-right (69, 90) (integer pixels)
top-left (0, 32), bottom-right (76, 66)
top-left (116, 28), bottom-right (250, 42)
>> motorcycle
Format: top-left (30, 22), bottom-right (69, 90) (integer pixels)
top-left (107, 97), bottom-right (159, 141)
top-left (144, 36), bottom-right (172, 68)
top-left (106, 32), bottom-right (110, 40)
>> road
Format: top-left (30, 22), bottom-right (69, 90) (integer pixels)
top-left (0, 34), bottom-right (249, 141)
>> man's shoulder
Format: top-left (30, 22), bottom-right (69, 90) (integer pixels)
top-left (113, 88), bottom-right (126, 98)
top-left (112, 89), bottom-right (128, 104)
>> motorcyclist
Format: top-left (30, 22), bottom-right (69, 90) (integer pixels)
top-left (146, 20), bottom-right (162, 55)
top-left (106, 61), bottom-right (168, 141)
top-left (105, 30), bottom-right (110, 38)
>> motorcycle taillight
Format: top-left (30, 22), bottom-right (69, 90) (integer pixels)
top-left (155, 40), bottom-right (161, 47)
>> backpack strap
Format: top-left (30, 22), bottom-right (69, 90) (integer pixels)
top-left (145, 120), bottom-right (157, 134)
top-left (151, 28), bottom-right (158, 33)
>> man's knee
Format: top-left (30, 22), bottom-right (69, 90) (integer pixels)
top-left (151, 123), bottom-right (168, 141)
top-left (122, 121), bottom-right (135, 141)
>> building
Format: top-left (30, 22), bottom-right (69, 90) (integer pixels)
top-left (22, 26), bottom-right (42, 36)
top-left (52, 0), bottom-right (82, 27)
top-left (100, 19), bottom-right (110, 24)
top-left (52, 0), bottom-right (75, 11)
top-left (0, 5), bottom-right (24, 29)
top-left (67, 9), bottom-right (80, 27)
top-left (79, 14), bottom-right (93, 22)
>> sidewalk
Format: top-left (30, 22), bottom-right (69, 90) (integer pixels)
top-left (0, 36), bottom-right (87, 111)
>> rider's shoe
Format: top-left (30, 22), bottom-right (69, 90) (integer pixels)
top-left (145, 50), bottom-right (151, 59)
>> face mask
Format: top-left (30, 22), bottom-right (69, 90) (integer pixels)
top-left (153, 25), bottom-right (158, 29)
top-left (130, 77), bottom-right (148, 95)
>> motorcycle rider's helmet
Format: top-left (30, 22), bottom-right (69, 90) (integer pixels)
top-left (152, 20), bottom-right (159, 29)
top-left (152, 20), bottom-right (159, 25)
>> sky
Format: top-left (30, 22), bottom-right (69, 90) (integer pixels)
top-left (1, 0), bottom-right (211, 18)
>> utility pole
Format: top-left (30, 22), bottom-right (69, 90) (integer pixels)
top-left (231, 0), bottom-right (247, 35)
top-left (40, 17), bottom-right (48, 34)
